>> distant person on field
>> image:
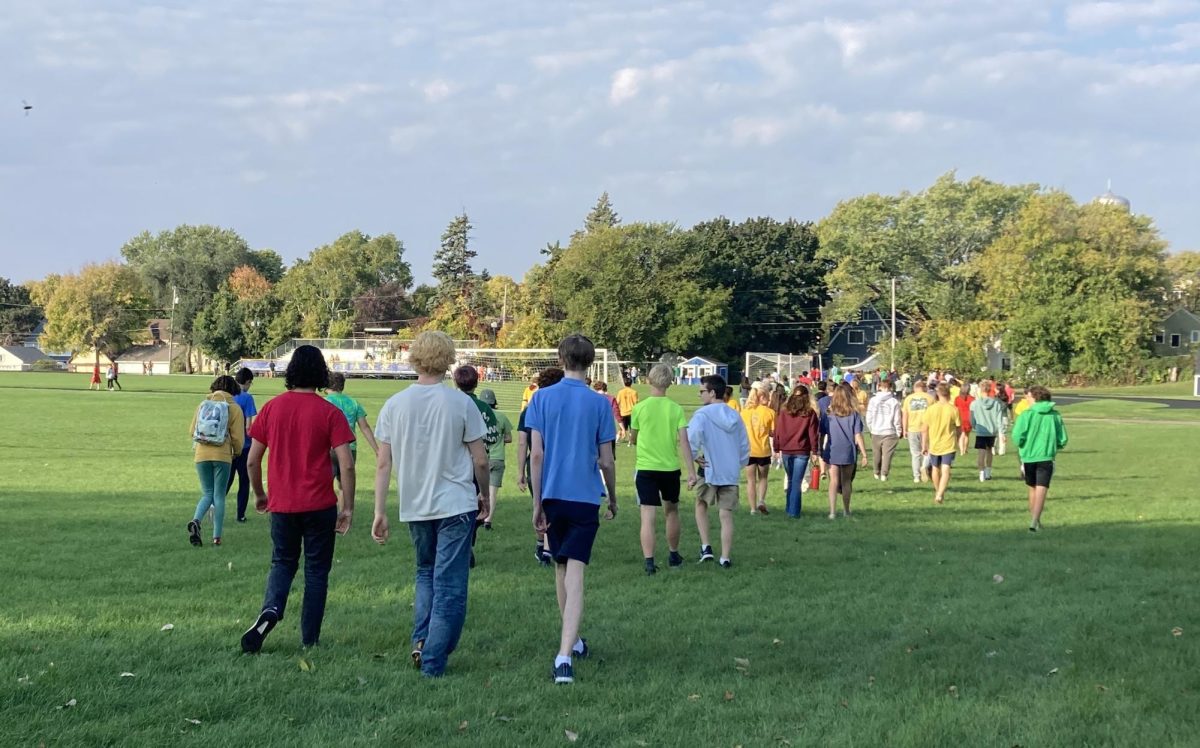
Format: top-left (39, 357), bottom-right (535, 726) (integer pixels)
top-left (324, 372), bottom-right (380, 491)
top-left (865, 378), bottom-right (902, 482)
top-left (901, 380), bottom-right (935, 483)
top-left (227, 367), bottom-right (258, 523)
top-left (773, 384), bottom-right (819, 518)
top-left (187, 375), bottom-right (245, 547)
top-left (479, 388), bottom-right (512, 529)
top-left (527, 334), bottom-right (618, 685)
top-left (240, 345), bottom-right (355, 654)
top-left (723, 386), bottom-right (741, 414)
top-left (969, 385), bottom-right (1005, 482)
top-left (1012, 385), bottom-right (1068, 532)
top-left (518, 367), bottom-right (566, 564)
top-left (741, 384), bottom-right (776, 514)
top-left (689, 374), bottom-right (750, 566)
top-left (521, 375), bottom-right (538, 411)
top-left (372, 332), bottom-right (489, 677)
top-left (630, 363), bottom-right (696, 575)
top-left (90, 362), bottom-right (102, 390)
top-left (821, 383), bottom-right (867, 519)
top-left (922, 383), bottom-right (961, 505)
top-left (954, 381), bottom-right (975, 456)
top-left (106, 363), bottom-right (120, 391)
top-left (454, 364), bottom-right (499, 568)
top-left (616, 376), bottom-right (639, 445)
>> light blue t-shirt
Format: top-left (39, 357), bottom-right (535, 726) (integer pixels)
top-left (525, 377), bottom-right (617, 505)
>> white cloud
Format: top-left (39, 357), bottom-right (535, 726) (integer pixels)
top-left (532, 48), bottom-right (615, 74)
top-left (422, 79), bottom-right (455, 102)
top-left (609, 67), bottom-right (642, 104)
top-left (1066, 0), bottom-right (1200, 29)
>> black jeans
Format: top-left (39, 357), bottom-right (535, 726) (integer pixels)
top-left (261, 507), bottom-right (337, 646)
top-left (227, 450), bottom-right (250, 520)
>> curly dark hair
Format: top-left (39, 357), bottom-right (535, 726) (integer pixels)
top-left (285, 345), bottom-right (330, 391)
top-left (210, 375), bottom-right (239, 397)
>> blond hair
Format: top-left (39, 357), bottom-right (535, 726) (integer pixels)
top-left (408, 331), bottom-right (456, 376)
top-left (647, 363), bottom-right (673, 389)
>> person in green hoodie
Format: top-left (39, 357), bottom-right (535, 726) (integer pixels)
top-left (969, 388), bottom-right (1006, 482)
top-left (1011, 385), bottom-right (1068, 532)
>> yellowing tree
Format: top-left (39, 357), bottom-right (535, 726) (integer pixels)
top-left (30, 262), bottom-right (153, 367)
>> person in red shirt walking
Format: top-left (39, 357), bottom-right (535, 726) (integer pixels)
top-left (955, 382), bottom-right (975, 456)
top-left (240, 345), bottom-right (356, 653)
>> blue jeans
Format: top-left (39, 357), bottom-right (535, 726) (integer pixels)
top-left (227, 449), bottom-right (250, 520)
top-left (409, 510), bottom-right (476, 677)
top-left (262, 507), bottom-right (337, 646)
top-left (193, 461), bottom-right (232, 538)
top-left (783, 454), bottom-right (810, 518)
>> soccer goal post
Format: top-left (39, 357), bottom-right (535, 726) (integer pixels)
top-left (453, 348), bottom-right (617, 410)
top-left (743, 352), bottom-right (813, 382)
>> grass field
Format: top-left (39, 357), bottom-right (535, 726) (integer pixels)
top-left (2, 372), bottom-right (1198, 747)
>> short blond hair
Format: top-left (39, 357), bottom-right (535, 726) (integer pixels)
top-left (648, 363), bottom-right (673, 389)
top-left (408, 331), bottom-right (456, 376)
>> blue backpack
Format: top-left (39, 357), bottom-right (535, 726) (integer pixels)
top-left (193, 399), bottom-right (230, 446)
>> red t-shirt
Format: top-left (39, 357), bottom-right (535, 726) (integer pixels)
top-left (248, 390), bottom-right (355, 513)
top-left (955, 395), bottom-right (975, 433)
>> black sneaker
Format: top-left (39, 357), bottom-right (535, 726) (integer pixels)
top-left (187, 520), bottom-right (202, 547)
top-left (240, 608), bottom-right (279, 653)
top-left (535, 545), bottom-right (546, 564)
top-left (572, 638), bottom-right (589, 659)
top-left (644, 559), bottom-right (657, 576)
top-left (539, 549), bottom-right (553, 566)
top-left (719, 559), bottom-right (732, 569)
top-left (553, 661), bottom-right (574, 684)
top-left (668, 550), bottom-right (684, 568)
top-left (236, 517), bottom-right (247, 523)
top-left (698, 546), bottom-right (714, 563)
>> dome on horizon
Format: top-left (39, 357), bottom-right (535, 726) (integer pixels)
top-left (1094, 184), bottom-right (1131, 212)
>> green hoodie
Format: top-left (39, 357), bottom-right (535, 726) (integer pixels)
top-left (1012, 400), bottom-right (1068, 463)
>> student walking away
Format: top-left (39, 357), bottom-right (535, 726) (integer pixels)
top-left (741, 384), bottom-right (776, 514)
top-left (901, 381), bottom-right (935, 483)
top-left (865, 379), bottom-right (902, 482)
top-left (521, 375), bottom-right (538, 411)
top-left (518, 367), bottom-right (566, 565)
top-left (240, 345), bottom-right (356, 654)
top-left (1012, 385), bottom-right (1068, 532)
top-left (922, 383), bottom-right (961, 505)
top-left (821, 383), bottom-right (868, 519)
top-left (955, 382), bottom-right (975, 456)
top-left (773, 384), bottom-right (819, 518)
top-left (106, 363), bottom-right (116, 391)
top-left (325, 372), bottom-right (381, 493)
top-left (689, 375), bottom-right (750, 566)
top-left (454, 365), bottom-right (500, 568)
top-left (227, 367), bottom-right (259, 523)
top-left (630, 364), bottom-right (696, 575)
top-left (739, 374), bottom-right (751, 407)
top-left (593, 381), bottom-right (622, 438)
top-left (723, 386), bottom-right (741, 414)
top-left (527, 334), bottom-right (618, 685)
top-left (90, 362), bottom-right (102, 390)
top-left (188, 375), bottom-right (245, 547)
top-left (372, 332), bottom-right (490, 677)
top-left (969, 387), bottom-right (1006, 482)
top-left (479, 388), bottom-right (512, 529)
top-left (616, 376), bottom-right (639, 445)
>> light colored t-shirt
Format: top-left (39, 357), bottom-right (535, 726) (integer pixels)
top-left (902, 392), bottom-right (935, 432)
top-left (924, 400), bottom-right (961, 456)
top-left (616, 386), bottom-right (640, 417)
top-left (631, 396), bottom-right (688, 471)
top-left (489, 411), bottom-right (513, 462)
top-left (375, 384), bottom-right (487, 522)
top-left (741, 405), bottom-right (776, 458)
top-left (325, 392), bottom-right (366, 451)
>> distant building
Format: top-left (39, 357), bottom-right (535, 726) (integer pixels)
top-left (1093, 182), bottom-right (1131, 212)
top-left (0, 345), bottom-right (54, 371)
top-left (1152, 308), bottom-right (1200, 356)
top-left (677, 356), bottom-right (728, 385)
top-left (821, 304), bottom-right (910, 368)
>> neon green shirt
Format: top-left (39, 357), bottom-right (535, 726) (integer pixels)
top-left (631, 396), bottom-right (688, 471)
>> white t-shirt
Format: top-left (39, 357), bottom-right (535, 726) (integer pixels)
top-left (376, 383), bottom-right (487, 522)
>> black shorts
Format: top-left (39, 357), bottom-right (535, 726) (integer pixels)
top-left (1023, 460), bottom-right (1054, 488)
top-left (747, 455), bottom-right (771, 467)
top-left (635, 469), bottom-right (681, 506)
top-left (542, 499), bottom-right (600, 565)
top-left (974, 436), bottom-right (996, 450)
top-left (621, 415), bottom-right (632, 429)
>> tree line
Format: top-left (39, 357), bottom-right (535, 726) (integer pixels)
top-left (6, 173), bottom-right (1196, 381)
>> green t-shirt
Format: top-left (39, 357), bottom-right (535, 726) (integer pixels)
top-left (325, 392), bottom-right (366, 451)
top-left (489, 411), bottom-right (513, 461)
top-left (631, 396), bottom-right (688, 471)
top-left (469, 394), bottom-right (500, 449)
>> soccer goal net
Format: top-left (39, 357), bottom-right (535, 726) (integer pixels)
top-left (743, 352), bottom-right (813, 382)
top-left (452, 348), bottom-right (619, 411)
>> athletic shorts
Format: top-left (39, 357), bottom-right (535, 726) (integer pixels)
top-left (929, 452), bottom-right (956, 468)
top-left (974, 436), bottom-right (996, 450)
top-left (635, 469), bottom-right (681, 506)
top-left (1023, 460), bottom-right (1054, 488)
top-left (542, 499), bottom-right (600, 565)
top-left (830, 463), bottom-right (857, 484)
top-left (488, 459), bottom-right (505, 488)
top-left (621, 415), bottom-right (632, 429)
top-left (696, 481), bottom-right (739, 512)
top-left (747, 455), bottom-right (772, 467)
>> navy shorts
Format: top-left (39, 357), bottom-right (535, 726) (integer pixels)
top-left (1023, 460), bottom-right (1054, 488)
top-left (747, 455), bottom-right (771, 467)
top-left (542, 499), bottom-right (600, 565)
top-left (929, 452), bottom-right (956, 468)
top-left (974, 436), bottom-right (996, 450)
top-left (635, 469), bottom-right (681, 506)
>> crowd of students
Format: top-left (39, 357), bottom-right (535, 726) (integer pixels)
top-left (183, 339), bottom-right (1067, 685)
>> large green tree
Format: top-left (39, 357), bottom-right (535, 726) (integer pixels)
top-left (0, 278), bottom-right (43, 345)
top-left (431, 213), bottom-right (476, 306)
top-left (192, 286), bottom-right (245, 364)
top-left (1165, 251), bottom-right (1200, 311)
top-left (29, 263), bottom-right (153, 365)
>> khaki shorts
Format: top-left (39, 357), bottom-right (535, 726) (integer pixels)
top-left (488, 459), bottom-right (506, 488)
top-left (696, 481), bottom-right (739, 512)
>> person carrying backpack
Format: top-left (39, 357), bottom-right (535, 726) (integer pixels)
top-left (187, 375), bottom-right (245, 547)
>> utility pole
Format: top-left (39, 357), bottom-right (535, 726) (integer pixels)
top-left (890, 277), bottom-right (897, 372)
top-left (501, 284), bottom-right (508, 327)
top-left (168, 285), bottom-right (178, 374)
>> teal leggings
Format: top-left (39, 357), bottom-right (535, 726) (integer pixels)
top-left (194, 461), bottom-right (232, 539)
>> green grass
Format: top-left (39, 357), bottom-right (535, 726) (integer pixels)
top-left (2, 372), bottom-right (1199, 746)
top-left (1059, 380), bottom-right (1198, 399)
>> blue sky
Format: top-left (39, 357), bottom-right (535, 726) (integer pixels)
top-left (3, 0), bottom-right (1199, 286)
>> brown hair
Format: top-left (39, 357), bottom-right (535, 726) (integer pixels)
top-left (210, 375), bottom-right (239, 397)
top-left (828, 382), bottom-right (856, 417)
top-left (536, 367), bottom-right (565, 388)
top-left (1029, 384), bottom-right (1052, 402)
top-left (327, 371), bottom-right (346, 392)
top-left (453, 365), bottom-right (479, 393)
top-left (936, 382), bottom-right (951, 400)
top-left (784, 384), bottom-right (814, 417)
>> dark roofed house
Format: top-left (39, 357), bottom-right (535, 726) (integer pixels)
top-left (1152, 308), bottom-right (1200, 356)
top-left (0, 345), bottom-right (54, 371)
top-left (821, 304), bottom-right (910, 368)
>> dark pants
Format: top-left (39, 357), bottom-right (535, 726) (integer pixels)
top-left (227, 449), bottom-right (251, 520)
top-left (261, 507), bottom-right (337, 647)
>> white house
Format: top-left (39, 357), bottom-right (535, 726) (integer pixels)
top-left (0, 345), bottom-right (53, 371)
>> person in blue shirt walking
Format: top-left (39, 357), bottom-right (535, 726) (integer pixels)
top-left (228, 367), bottom-right (258, 523)
top-left (527, 334), bottom-right (618, 685)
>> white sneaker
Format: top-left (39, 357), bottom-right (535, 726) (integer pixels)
top-left (913, 477), bottom-right (921, 484)
top-left (873, 473), bottom-right (880, 480)
top-left (880, 474), bottom-right (888, 482)
top-left (985, 468), bottom-right (992, 480)
top-left (979, 471), bottom-right (986, 482)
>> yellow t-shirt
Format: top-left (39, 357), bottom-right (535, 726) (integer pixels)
top-left (924, 401), bottom-right (961, 456)
top-left (725, 399), bottom-right (742, 414)
top-left (742, 405), bottom-right (776, 458)
top-left (902, 392), bottom-right (935, 432)
top-left (617, 386), bottom-right (639, 417)
top-left (521, 385), bottom-right (537, 411)
top-left (856, 389), bottom-right (868, 414)
top-left (949, 384), bottom-right (961, 401)
top-left (1013, 398), bottom-right (1031, 419)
